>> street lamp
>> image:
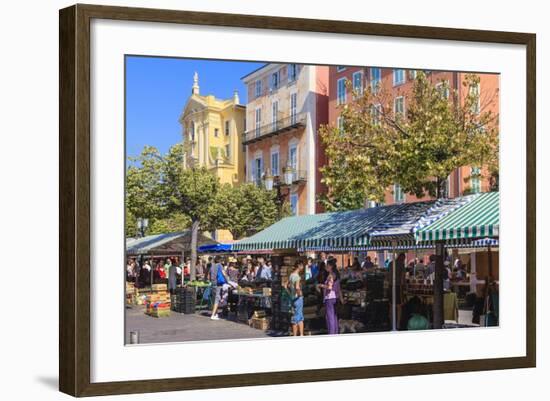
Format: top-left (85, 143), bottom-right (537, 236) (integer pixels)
top-left (137, 217), bottom-right (149, 237)
top-left (264, 171), bottom-right (274, 191)
top-left (283, 165), bottom-right (295, 186)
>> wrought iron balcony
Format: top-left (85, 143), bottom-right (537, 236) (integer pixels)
top-left (242, 113), bottom-right (306, 145)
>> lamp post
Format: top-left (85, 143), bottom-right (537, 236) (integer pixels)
top-left (136, 217), bottom-right (150, 289)
top-left (263, 170), bottom-right (290, 218)
top-left (136, 217), bottom-right (149, 238)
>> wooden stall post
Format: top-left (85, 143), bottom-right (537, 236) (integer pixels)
top-left (433, 241), bottom-right (445, 329)
top-left (391, 241), bottom-right (397, 331)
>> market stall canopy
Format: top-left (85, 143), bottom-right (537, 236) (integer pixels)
top-left (198, 243), bottom-right (233, 253)
top-left (415, 191), bottom-right (499, 244)
top-left (126, 231), bottom-right (218, 256)
top-left (368, 195), bottom-right (479, 248)
top-left (234, 204), bottom-right (409, 252)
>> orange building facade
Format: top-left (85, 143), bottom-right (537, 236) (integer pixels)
top-left (328, 66), bottom-right (499, 206)
top-left (242, 64), bottom-right (329, 215)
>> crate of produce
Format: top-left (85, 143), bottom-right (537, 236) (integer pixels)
top-left (250, 317), bottom-right (270, 330)
top-left (152, 283), bottom-right (168, 291)
top-left (253, 310), bottom-right (267, 319)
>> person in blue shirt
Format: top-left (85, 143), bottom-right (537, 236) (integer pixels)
top-left (256, 257), bottom-right (272, 281)
top-left (306, 257), bottom-right (318, 280)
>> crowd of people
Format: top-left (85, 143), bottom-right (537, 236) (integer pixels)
top-left (126, 250), bottom-right (480, 334)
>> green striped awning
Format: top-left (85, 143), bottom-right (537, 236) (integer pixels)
top-left (415, 192), bottom-right (499, 243)
top-left (234, 204), bottom-right (407, 252)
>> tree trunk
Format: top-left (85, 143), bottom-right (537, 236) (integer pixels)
top-left (433, 241), bottom-right (445, 329)
top-left (436, 176), bottom-right (445, 199)
top-left (432, 177), bottom-right (447, 329)
top-left (190, 219), bottom-right (199, 281)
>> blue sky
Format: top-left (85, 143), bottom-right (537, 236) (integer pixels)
top-left (125, 56), bottom-right (264, 158)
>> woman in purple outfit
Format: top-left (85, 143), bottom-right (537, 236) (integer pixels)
top-left (320, 259), bottom-right (344, 335)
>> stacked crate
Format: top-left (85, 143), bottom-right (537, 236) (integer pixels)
top-left (271, 258), bottom-right (293, 332)
top-left (172, 287), bottom-right (196, 314)
top-left (145, 284), bottom-right (171, 317)
top-left (125, 282), bottom-right (135, 305)
top-left (365, 273), bottom-right (386, 300)
top-left (248, 310), bottom-right (270, 330)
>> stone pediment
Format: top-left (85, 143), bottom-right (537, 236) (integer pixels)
top-left (180, 95), bottom-right (208, 121)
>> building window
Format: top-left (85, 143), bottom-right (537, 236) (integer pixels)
top-left (225, 144), bottom-right (231, 160)
top-left (393, 183), bottom-right (405, 203)
top-left (337, 78), bottom-right (346, 105)
top-left (270, 71), bottom-right (280, 91)
top-left (271, 151), bottom-right (279, 176)
top-left (290, 194), bottom-right (299, 215)
top-left (336, 66), bottom-right (346, 72)
top-left (272, 101), bottom-right (279, 130)
top-left (214, 128), bottom-right (219, 137)
top-left (336, 116), bottom-right (344, 133)
top-left (255, 108), bottom-right (262, 137)
top-left (393, 69), bottom-right (405, 86)
top-left (288, 64), bottom-right (297, 82)
top-left (394, 96), bottom-right (405, 116)
top-left (289, 144), bottom-right (298, 181)
top-left (469, 82), bottom-right (481, 114)
top-left (352, 71), bottom-right (363, 96)
top-left (436, 81), bottom-right (450, 99)
top-left (290, 93), bottom-right (298, 124)
top-left (370, 68), bottom-right (381, 93)
top-left (225, 120), bottom-right (230, 135)
top-left (409, 70), bottom-right (418, 80)
top-left (470, 167), bottom-right (481, 193)
top-left (255, 80), bottom-right (262, 97)
top-left (252, 157), bottom-right (263, 186)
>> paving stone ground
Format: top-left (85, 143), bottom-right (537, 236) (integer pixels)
top-left (125, 305), bottom-right (272, 344)
top-left (125, 305), bottom-right (478, 345)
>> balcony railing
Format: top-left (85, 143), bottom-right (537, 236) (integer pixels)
top-left (243, 112), bottom-right (306, 145)
top-left (251, 170), bottom-right (307, 188)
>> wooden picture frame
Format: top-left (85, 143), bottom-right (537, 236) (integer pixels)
top-left (59, 3), bottom-right (536, 397)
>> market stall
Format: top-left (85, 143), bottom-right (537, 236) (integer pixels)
top-left (126, 231), bottom-right (218, 309)
top-left (415, 191), bottom-right (500, 326)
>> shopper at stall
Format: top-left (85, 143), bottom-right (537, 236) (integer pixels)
top-left (319, 259), bottom-right (344, 335)
top-left (227, 261), bottom-right (240, 283)
top-left (426, 255), bottom-right (436, 281)
top-left (126, 259), bottom-right (135, 281)
top-left (140, 259), bottom-right (151, 287)
top-left (414, 257), bottom-right (426, 278)
top-left (255, 257), bottom-right (272, 281)
top-left (361, 256), bottom-right (374, 271)
top-left (305, 258), bottom-right (313, 281)
top-left (207, 256), bottom-right (230, 321)
top-left (261, 259), bottom-right (273, 281)
top-left (168, 259), bottom-right (178, 294)
top-left (443, 261), bottom-right (452, 291)
top-left (195, 259), bottom-right (205, 281)
top-left (288, 261), bottom-right (305, 336)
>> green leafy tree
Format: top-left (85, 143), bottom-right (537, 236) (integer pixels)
top-left (126, 146), bottom-right (167, 220)
top-left (319, 71), bottom-right (499, 328)
top-left (161, 144), bottom-right (220, 280)
top-left (148, 212), bottom-right (191, 235)
top-left (319, 72), bottom-right (499, 211)
top-left (206, 183), bottom-right (281, 240)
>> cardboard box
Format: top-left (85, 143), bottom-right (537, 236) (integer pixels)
top-left (250, 317), bottom-right (270, 330)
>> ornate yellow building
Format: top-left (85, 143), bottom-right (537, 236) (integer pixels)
top-left (179, 73), bottom-right (246, 241)
top-left (179, 72), bottom-right (246, 186)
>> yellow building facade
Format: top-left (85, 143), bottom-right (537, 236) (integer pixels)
top-left (179, 73), bottom-right (246, 241)
top-left (179, 72), bottom-right (246, 186)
